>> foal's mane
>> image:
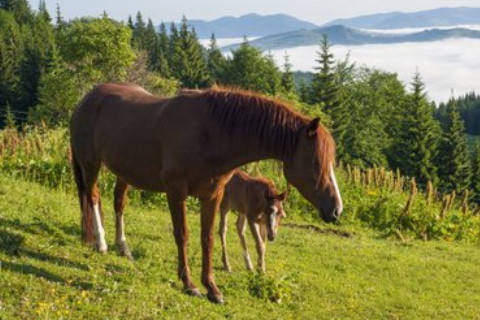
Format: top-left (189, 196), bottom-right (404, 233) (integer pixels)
top-left (186, 87), bottom-right (336, 187)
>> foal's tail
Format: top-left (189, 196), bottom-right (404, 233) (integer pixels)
top-left (71, 148), bottom-right (95, 245)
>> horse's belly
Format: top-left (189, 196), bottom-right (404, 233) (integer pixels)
top-left (102, 157), bottom-right (166, 192)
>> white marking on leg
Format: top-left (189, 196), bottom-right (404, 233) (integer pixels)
top-left (93, 204), bottom-right (107, 252)
top-left (330, 165), bottom-right (343, 214)
top-left (116, 213), bottom-right (126, 243)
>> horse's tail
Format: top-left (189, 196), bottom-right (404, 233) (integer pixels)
top-left (71, 147), bottom-right (95, 245)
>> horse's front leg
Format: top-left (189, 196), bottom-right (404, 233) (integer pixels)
top-left (200, 195), bottom-right (224, 304)
top-left (166, 186), bottom-right (201, 297)
top-left (248, 219), bottom-right (266, 273)
top-left (114, 178), bottom-right (133, 260)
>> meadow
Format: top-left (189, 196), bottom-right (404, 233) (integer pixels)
top-left (1, 127), bottom-right (480, 319)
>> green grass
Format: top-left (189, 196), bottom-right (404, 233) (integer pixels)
top-left (1, 175), bottom-right (480, 319)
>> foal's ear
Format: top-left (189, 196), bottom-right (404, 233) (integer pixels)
top-left (307, 118), bottom-right (320, 139)
top-left (277, 191), bottom-right (287, 201)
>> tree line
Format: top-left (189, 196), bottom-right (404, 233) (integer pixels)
top-left (0, 1), bottom-right (478, 201)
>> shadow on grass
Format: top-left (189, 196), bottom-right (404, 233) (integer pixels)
top-left (0, 261), bottom-right (94, 290)
top-left (0, 217), bottom-right (80, 238)
top-left (0, 230), bottom-right (90, 271)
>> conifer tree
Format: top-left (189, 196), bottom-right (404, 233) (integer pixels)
top-left (390, 72), bottom-right (439, 185)
top-left (281, 53), bottom-right (295, 94)
top-left (470, 142), bottom-right (480, 203)
top-left (55, 3), bottom-right (65, 29)
top-left (169, 16), bottom-right (209, 88)
top-left (437, 99), bottom-right (472, 193)
top-left (38, 0), bottom-right (50, 22)
top-left (155, 22), bottom-right (170, 77)
top-left (133, 11), bottom-right (146, 49)
top-left (206, 33), bottom-right (226, 84)
top-left (310, 34), bottom-right (338, 112)
top-left (144, 18), bottom-right (159, 70)
top-left (127, 15), bottom-right (134, 31)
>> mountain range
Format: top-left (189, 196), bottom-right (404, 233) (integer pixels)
top-left (180, 7), bottom-right (480, 40)
top-left (324, 7), bottom-right (480, 30)
top-left (186, 13), bottom-right (317, 38)
top-left (222, 25), bottom-right (480, 50)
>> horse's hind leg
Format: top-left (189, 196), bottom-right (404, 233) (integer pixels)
top-left (83, 162), bottom-right (107, 253)
top-left (218, 205), bottom-right (232, 272)
top-left (114, 178), bottom-right (132, 260)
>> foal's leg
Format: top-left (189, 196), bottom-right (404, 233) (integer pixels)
top-left (114, 178), bottom-right (133, 260)
top-left (218, 206), bottom-right (232, 272)
top-left (166, 186), bottom-right (201, 297)
top-left (200, 195), bottom-right (224, 304)
top-left (248, 219), bottom-right (266, 273)
top-left (236, 214), bottom-right (254, 271)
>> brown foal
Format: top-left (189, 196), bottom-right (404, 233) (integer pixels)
top-left (219, 170), bottom-right (286, 273)
top-left (70, 83), bottom-right (342, 304)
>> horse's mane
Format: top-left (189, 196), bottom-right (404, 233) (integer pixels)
top-left (186, 86), bottom-right (336, 188)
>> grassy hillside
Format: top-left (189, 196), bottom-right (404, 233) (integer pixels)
top-left (1, 175), bottom-right (480, 319)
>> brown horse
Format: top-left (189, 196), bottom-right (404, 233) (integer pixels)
top-left (70, 83), bottom-right (343, 304)
top-left (219, 169), bottom-right (287, 273)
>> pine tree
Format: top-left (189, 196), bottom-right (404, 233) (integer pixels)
top-left (470, 142), bottom-right (480, 203)
top-left (281, 53), bottom-right (295, 93)
top-left (390, 72), bottom-right (439, 185)
top-left (438, 99), bottom-right (472, 193)
top-left (127, 15), bottom-right (134, 31)
top-left (169, 16), bottom-right (209, 88)
top-left (310, 34), bottom-right (338, 112)
top-left (329, 56), bottom-right (355, 161)
top-left (38, 0), bottom-right (50, 22)
top-left (156, 22), bottom-right (170, 77)
top-left (55, 3), bottom-right (65, 30)
top-left (133, 11), bottom-right (146, 49)
top-left (144, 18), bottom-right (159, 70)
top-left (206, 33), bottom-right (226, 84)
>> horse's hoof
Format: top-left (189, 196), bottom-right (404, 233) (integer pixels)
top-left (96, 244), bottom-right (108, 254)
top-left (223, 266), bottom-right (232, 273)
top-left (207, 292), bottom-right (224, 304)
top-left (185, 287), bottom-right (203, 298)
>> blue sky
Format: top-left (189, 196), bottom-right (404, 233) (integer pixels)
top-left (28, 0), bottom-right (480, 25)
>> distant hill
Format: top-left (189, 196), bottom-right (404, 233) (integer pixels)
top-left (180, 13), bottom-right (318, 38)
top-left (222, 25), bottom-right (480, 51)
top-left (324, 7), bottom-right (480, 29)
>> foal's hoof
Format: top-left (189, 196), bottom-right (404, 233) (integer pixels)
top-left (207, 292), bottom-right (224, 304)
top-left (185, 287), bottom-right (203, 298)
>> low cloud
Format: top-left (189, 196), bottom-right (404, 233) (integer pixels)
top-left (269, 38), bottom-right (480, 103)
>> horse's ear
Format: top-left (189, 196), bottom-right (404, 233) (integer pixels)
top-left (307, 118), bottom-right (320, 139)
top-left (277, 191), bottom-right (287, 201)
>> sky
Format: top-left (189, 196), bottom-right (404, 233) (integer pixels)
top-left (27, 0), bottom-right (480, 102)
top-left (28, 0), bottom-right (480, 25)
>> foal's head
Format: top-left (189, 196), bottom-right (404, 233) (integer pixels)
top-left (264, 190), bottom-right (287, 241)
top-left (283, 118), bottom-right (343, 223)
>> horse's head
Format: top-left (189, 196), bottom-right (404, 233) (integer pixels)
top-left (283, 118), bottom-right (343, 223)
top-left (264, 191), bottom-right (287, 241)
